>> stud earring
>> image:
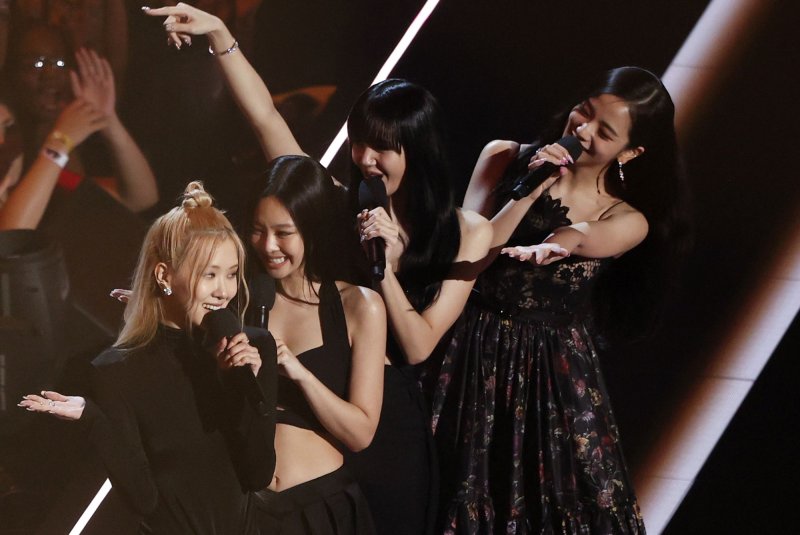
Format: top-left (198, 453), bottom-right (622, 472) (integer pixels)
top-left (617, 160), bottom-right (626, 186)
top-left (162, 286), bottom-right (172, 296)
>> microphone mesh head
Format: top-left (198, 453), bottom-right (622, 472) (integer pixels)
top-left (202, 308), bottom-right (240, 342)
top-left (556, 135), bottom-right (584, 162)
top-left (358, 177), bottom-right (388, 210)
top-left (250, 272), bottom-right (276, 309)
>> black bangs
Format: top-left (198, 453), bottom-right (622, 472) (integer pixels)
top-left (348, 100), bottom-right (402, 153)
top-left (347, 79), bottom-right (430, 153)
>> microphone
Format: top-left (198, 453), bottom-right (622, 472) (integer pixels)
top-left (358, 177), bottom-right (389, 281)
top-left (202, 308), bottom-right (271, 417)
top-left (250, 272), bottom-right (275, 330)
top-left (510, 136), bottom-right (584, 200)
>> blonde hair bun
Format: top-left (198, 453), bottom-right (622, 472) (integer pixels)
top-left (181, 181), bottom-right (214, 210)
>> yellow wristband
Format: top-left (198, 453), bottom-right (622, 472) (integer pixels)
top-left (49, 130), bottom-right (74, 153)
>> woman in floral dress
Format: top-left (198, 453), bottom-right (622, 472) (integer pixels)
top-left (432, 66), bottom-right (689, 534)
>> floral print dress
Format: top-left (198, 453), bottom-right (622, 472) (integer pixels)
top-left (431, 153), bottom-right (646, 534)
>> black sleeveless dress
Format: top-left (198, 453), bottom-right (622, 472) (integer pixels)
top-left (344, 328), bottom-right (438, 535)
top-left (431, 151), bottom-right (646, 534)
top-left (253, 280), bottom-right (375, 534)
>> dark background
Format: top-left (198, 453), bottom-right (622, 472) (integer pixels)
top-left (3, 1), bottom-right (799, 533)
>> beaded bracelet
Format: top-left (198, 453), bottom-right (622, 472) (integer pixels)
top-left (41, 146), bottom-right (69, 169)
top-left (208, 39), bottom-right (239, 56)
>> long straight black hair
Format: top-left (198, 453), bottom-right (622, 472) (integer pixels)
top-left (347, 79), bottom-right (460, 311)
top-left (537, 66), bottom-right (691, 342)
top-left (245, 155), bottom-right (360, 291)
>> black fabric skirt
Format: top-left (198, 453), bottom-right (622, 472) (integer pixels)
top-left (251, 466), bottom-right (375, 535)
top-left (345, 365), bottom-right (437, 535)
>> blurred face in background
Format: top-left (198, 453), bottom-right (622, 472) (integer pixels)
top-left (12, 26), bottom-right (72, 125)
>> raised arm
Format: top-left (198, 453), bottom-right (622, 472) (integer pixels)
top-left (144, 3), bottom-right (304, 161)
top-left (71, 48), bottom-right (157, 212)
top-left (0, 99), bottom-right (107, 230)
top-left (373, 210), bottom-right (492, 365)
top-left (276, 285), bottom-right (385, 452)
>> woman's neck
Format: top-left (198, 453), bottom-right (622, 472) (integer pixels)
top-left (560, 162), bottom-right (615, 198)
top-left (278, 270), bottom-right (319, 303)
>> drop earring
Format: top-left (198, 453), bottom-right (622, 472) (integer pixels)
top-left (617, 160), bottom-right (626, 186)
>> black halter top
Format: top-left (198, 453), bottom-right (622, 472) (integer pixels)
top-left (275, 280), bottom-right (352, 433)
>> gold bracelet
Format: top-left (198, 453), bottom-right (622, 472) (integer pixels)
top-left (49, 130), bottom-right (74, 153)
top-left (208, 39), bottom-right (239, 56)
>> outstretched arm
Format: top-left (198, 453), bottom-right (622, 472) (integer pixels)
top-left (144, 3), bottom-right (304, 161)
top-left (502, 208), bottom-right (649, 266)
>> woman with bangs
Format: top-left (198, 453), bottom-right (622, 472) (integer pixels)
top-left (21, 182), bottom-right (277, 534)
top-left (143, 5), bottom-right (492, 534)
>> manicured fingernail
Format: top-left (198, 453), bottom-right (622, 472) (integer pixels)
top-left (141, 6), bottom-right (151, 11)
top-left (568, 155), bottom-right (574, 164)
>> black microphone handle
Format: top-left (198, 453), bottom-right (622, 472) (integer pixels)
top-left (509, 161), bottom-right (561, 200)
top-left (510, 136), bottom-right (583, 200)
top-left (202, 309), bottom-right (272, 418)
top-left (366, 236), bottom-right (386, 281)
top-left (257, 305), bottom-right (268, 331)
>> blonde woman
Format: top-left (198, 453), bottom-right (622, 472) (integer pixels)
top-left (20, 182), bottom-right (276, 534)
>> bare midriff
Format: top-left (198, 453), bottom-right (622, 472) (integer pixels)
top-left (267, 422), bottom-right (343, 491)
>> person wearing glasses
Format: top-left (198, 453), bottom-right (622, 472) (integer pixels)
top-left (0, 23), bottom-right (156, 230)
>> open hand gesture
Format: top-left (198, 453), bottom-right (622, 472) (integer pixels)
top-left (18, 391), bottom-right (86, 421)
top-left (501, 243), bottom-right (570, 265)
top-left (70, 48), bottom-right (116, 119)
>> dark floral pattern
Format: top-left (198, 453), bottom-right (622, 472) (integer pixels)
top-left (431, 190), bottom-right (645, 534)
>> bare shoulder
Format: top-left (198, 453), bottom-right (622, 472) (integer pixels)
top-left (335, 281), bottom-right (386, 324)
top-left (456, 208), bottom-right (493, 259)
top-left (481, 139), bottom-right (520, 157)
top-left (600, 202), bottom-right (649, 233)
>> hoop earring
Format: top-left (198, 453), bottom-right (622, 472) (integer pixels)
top-left (617, 160), bottom-right (626, 186)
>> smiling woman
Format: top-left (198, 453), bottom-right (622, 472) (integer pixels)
top-left (431, 66), bottom-right (690, 534)
top-left (19, 182), bottom-right (277, 534)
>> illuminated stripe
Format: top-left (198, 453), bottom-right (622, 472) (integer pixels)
top-left (69, 478), bottom-right (112, 535)
top-left (320, 0), bottom-right (441, 167)
top-left (641, 1), bottom-right (779, 533)
top-left (68, 2), bottom-right (441, 531)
